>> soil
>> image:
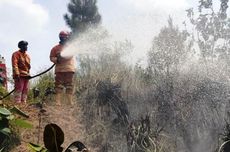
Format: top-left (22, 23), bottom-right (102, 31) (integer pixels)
top-left (8, 99), bottom-right (87, 152)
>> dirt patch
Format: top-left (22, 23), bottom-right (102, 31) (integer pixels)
top-left (9, 100), bottom-right (87, 152)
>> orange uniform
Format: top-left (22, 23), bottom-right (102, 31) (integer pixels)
top-left (11, 50), bottom-right (31, 103)
top-left (50, 43), bottom-right (76, 105)
top-left (50, 30), bottom-right (76, 105)
top-left (50, 44), bottom-right (75, 73)
top-left (12, 50), bottom-right (30, 78)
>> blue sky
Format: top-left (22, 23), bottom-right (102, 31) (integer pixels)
top-left (0, 0), bottom-right (203, 77)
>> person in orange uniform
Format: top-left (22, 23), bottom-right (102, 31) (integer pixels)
top-left (50, 31), bottom-right (76, 105)
top-left (12, 40), bottom-right (31, 104)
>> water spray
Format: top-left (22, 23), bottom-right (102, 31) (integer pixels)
top-left (60, 27), bottom-right (112, 58)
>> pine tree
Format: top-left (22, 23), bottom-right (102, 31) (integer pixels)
top-left (64, 0), bottom-right (101, 33)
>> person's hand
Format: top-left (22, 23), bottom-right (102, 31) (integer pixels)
top-left (56, 53), bottom-right (62, 63)
top-left (24, 75), bottom-right (32, 79)
top-left (15, 75), bottom-right (20, 81)
top-left (28, 64), bottom-right (31, 69)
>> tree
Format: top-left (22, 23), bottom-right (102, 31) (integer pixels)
top-left (148, 17), bottom-right (190, 78)
top-left (147, 17), bottom-right (195, 151)
top-left (64, 0), bottom-right (101, 33)
top-left (185, 0), bottom-right (230, 64)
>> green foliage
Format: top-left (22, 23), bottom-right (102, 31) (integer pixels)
top-left (28, 123), bottom-right (88, 152)
top-left (30, 72), bottom-right (55, 103)
top-left (28, 142), bottom-right (48, 152)
top-left (10, 106), bottom-right (29, 118)
top-left (64, 0), bottom-right (101, 33)
top-left (0, 107), bottom-right (11, 116)
top-left (10, 119), bottom-right (33, 129)
top-left (0, 107), bottom-right (12, 151)
top-left (0, 108), bottom-right (11, 150)
top-left (43, 123), bottom-right (64, 152)
top-left (0, 106), bottom-right (32, 151)
top-left (0, 86), bottom-right (9, 100)
top-left (33, 72), bottom-right (54, 90)
top-left (0, 108), bottom-right (12, 138)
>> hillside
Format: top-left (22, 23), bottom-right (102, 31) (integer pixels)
top-left (2, 76), bottom-right (230, 152)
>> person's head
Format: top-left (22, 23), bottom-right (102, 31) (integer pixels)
top-left (18, 40), bottom-right (28, 52)
top-left (59, 31), bottom-right (70, 44)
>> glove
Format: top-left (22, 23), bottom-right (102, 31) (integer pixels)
top-left (24, 75), bottom-right (32, 79)
top-left (14, 75), bottom-right (20, 81)
top-left (28, 64), bottom-right (31, 69)
top-left (56, 53), bottom-right (62, 63)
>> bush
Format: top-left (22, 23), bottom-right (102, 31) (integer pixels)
top-left (29, 72), bottom-right (55, 103)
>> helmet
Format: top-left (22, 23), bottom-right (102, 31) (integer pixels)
top-left (59, 31), bottom-right (70, 39)
top-left (18, 40), bottom-right (28, 49)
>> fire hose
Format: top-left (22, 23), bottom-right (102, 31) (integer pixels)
top-left (0, 63), bottom-right (56, 100)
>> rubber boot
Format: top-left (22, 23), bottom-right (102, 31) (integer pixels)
top-left (21, 93), bottom-right (28, 104)
top-left (55, 93), bottom-right (61, 106)
top-left (14, 91), bottom-right (21, 104)
top-left (67, 94), bottom-right (74, 105)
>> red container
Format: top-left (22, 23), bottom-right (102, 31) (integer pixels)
top-left (0, 55), bottom-right (7, 89)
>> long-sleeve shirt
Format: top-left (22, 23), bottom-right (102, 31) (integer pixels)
top-left (50, 44), bottom-right (75, 73)
top-left (12, 50), bottom-right (30, 78)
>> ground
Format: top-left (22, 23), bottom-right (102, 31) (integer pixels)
top-left (7, 99), bottom-right (87, 152)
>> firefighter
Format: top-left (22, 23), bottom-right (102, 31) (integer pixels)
top-left (11, 40), bottom-right (31, 104)
top-left (50, 31), bottom-right (76, 105)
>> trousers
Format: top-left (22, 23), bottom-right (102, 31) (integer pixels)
top-left (14, 77), bottom-right (29, 103)
top-left (55, 72), bottom-right (75, 95)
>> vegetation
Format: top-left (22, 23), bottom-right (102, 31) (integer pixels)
top-left (59, 0), bottom-right (230, 151)
top-left (29, 123), bottom-right (89, 152)
top-left (29, 72), bottom-right (55, 103)
top-left (64, 0), bottom-right (101, 33)
top-left (1, 0), bottom-right (230, 151)
top-left (0, 106), bottom-right (32, 152)
top-left (0, 86), bottom-right (9, 101)
top-left (186, 0), bottom-right (230, 63)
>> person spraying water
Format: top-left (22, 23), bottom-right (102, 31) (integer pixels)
top-left (50, 31), bottom-right (76, 106)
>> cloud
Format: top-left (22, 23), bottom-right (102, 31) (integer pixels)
top-left (0, 0), bottom-right (49, 43)
top-left (0, 0), bottom-right (51, 75)
top-left (122, 0), bottom-right (189, 13)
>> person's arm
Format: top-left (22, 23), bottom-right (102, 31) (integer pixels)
top-left (26, 54), bottom-right (31, 70)
top-left (50, 47), bottom-right (58, 64)
top-left (12, 52), bottom-right (20, 78)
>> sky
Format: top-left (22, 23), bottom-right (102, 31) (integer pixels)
top-left (0, 0), bottom-right (199, 77)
